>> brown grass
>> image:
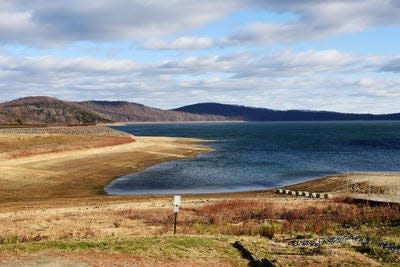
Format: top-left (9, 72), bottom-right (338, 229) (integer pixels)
top-left (1, 197), bottom-right (398, 266)
top-left (110, 199), bottom-right (399, 238)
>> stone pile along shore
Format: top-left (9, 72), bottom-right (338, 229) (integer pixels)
top-left (0, 125), bottom-right (131, 137)
top-left (290, 235), bottom-right (400, 254)
top-left (276, 189), bottom-right (332, 199)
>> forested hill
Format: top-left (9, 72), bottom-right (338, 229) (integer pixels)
top-left (77, 100), bottom-right (227, 122)
top-left (3, 97), bottom-right (399, 124)
top-left (174, 103), bottom-right (400, 121)
top-left (0, 96), bottom-right (110, 124)
top-left (0, 97), bottom-right (228, 124)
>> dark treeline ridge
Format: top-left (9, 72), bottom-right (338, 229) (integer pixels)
top-left (174, 103), bottom-right (400, 121)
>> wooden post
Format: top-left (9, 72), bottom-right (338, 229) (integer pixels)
top-left (173, 212), bottom-right (178, 235)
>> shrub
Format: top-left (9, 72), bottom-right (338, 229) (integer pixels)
top-left (259, 223), bottom-right (281, 239)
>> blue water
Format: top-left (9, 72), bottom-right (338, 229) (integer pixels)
top-left (105, 121), bottom-right (400, 195)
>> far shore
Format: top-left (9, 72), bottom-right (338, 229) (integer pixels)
top-left (102, 120), bottom-right (245, 126)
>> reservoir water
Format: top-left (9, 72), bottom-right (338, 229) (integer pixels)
top-left (105, 121), bottom-right (400, 195)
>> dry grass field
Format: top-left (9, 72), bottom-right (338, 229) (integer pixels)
top-left (0, 127), bottom-right (399, 266)
top-left (1, 196), bottom-right (398, 266)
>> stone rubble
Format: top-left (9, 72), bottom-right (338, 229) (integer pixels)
top-left (289, 235), bottom-right (400, 254)
top-left (0, 125), bottom-right (131, 136)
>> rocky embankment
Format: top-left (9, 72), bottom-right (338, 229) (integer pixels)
top-left (0, 125), bottom-right (130, 136)
top-left (290, 235), bottom-right (400, 254)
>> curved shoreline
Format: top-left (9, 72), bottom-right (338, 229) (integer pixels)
top-left (103, 170), bottom-right (400, 199)
top-left (0, 134), bottom-right (211, 204)
top-left (1, 129), bottom-right (399, 205)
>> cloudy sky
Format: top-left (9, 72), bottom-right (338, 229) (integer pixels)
top-left (1, 0), bottom-right (400, 113)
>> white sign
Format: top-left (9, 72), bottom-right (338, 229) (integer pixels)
top-left (173, 195), bottom-right (181, 213)
top-left (173, 195), bottom-right (181, 206)
top-left (174, 205), bottom-right (180, 213)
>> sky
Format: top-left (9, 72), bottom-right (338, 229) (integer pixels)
top-left (1, 0), bottom-right (400, 113)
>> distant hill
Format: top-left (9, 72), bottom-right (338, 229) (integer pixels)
top-left (0, 97), bottom-right (228, 124)
top-left (174, 103), bottom-right (400, 121)
top-left (78, 100), bottom-right (227, 122)
top-left (0, 96), bottom-right (110, 124)
top-left (3, 97), bottom-right (399, 124)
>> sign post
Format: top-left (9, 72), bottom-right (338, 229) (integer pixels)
top-left (173, 195), bottom-right (181, 234)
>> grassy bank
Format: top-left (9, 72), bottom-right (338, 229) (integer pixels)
top-left (1, 196), bottom-right (399, 265)
top-left (0, 235), bottom-right (388, 266)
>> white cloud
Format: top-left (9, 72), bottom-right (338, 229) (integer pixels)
top-left (380, 57), bottom-right (400, 72)
top-left (144, 37), bottom-right (214, 50)
top-left (223, 0), bottom-right (400, 45)
top-left (0, 55), bottom-right (138, 74)
top-left (145, 49), bottom-right (378, 77)
top-left (1, 1), bottom-right (400, 114)
top-left (1, 49), bottom-right (400, 113)
top-left (0, 1), bottom-right (398, 47)
top-left (0, 0), bottom-right (239, 46)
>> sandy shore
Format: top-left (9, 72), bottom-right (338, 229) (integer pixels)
top-left (0, 132), bottom-right (210, 204)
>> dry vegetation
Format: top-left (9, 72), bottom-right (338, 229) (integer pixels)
top-left (0, 197), bottom-right (398, 266)
top-left (111, 198), bottom-right (400, 240)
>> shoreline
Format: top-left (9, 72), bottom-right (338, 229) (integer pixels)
top-left (0, 132), bottom-right (211, 204)
top-left (1, 126), bottom-right (398, 205)
top-left (102, 120), bottom-right (245, 126)
top-left (104, 171), bottom-right (400, 198)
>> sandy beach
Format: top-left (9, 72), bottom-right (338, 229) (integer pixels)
top-left (0, 126), bottom-right (210, 204)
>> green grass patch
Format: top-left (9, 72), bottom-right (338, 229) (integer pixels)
top-left (0, 236), bottom-right (244, 265)
top-left (259, 223), bottom-right (282, 239)
top-left (356, 243), bottom-right (399, 265)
